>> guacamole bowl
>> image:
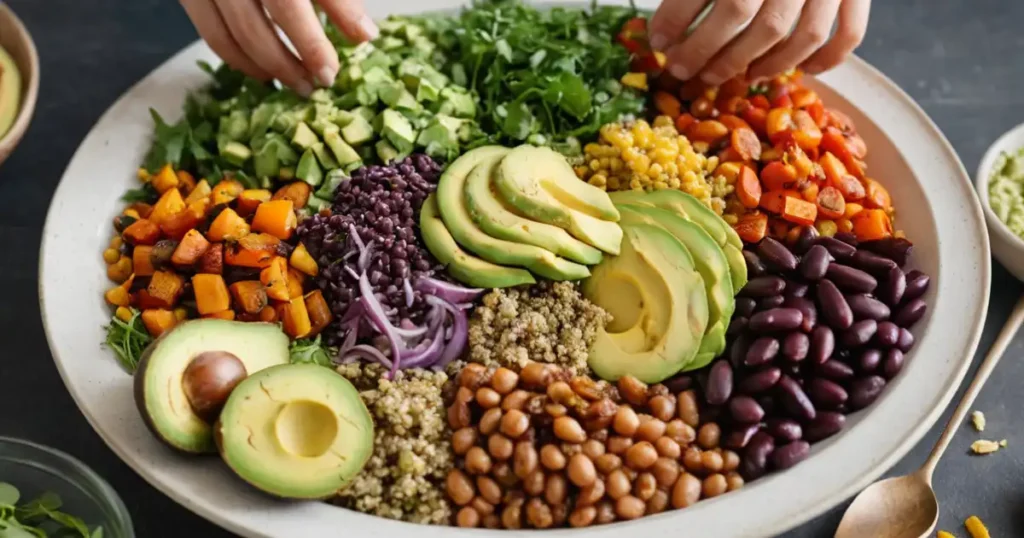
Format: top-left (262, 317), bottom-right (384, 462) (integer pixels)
top-left (0, 2), bottom-right (38, 167)
top-left (976, 121), bottom-right (1024, 282)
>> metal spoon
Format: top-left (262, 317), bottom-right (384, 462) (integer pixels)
top-left (834, 294), bottom-right (1024, 538)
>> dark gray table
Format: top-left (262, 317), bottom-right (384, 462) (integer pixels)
top-left (2, 0), bottom-right (1021, 536)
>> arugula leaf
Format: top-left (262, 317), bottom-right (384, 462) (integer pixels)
top-left (103, 309), bottom-right (153, 373)
top-left (543, 72), bottom-right (592, 120)
top-left (119, 183), bottom-right (158, 204)
top-left (289, 335), bottom-right (334, 367)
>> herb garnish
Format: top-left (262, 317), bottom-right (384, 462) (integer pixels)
top-left (289, 335), bottom-right (334, 367)
top-left (103, 308), bottom-right (152, 373)
top-left (0, 482), bottom-right (104, 538)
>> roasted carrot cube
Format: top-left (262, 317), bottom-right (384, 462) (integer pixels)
top-left (852, 209), bottom-right (893, 242)
top-left (280, 296), bottom-right (312, 338)
top-left (289, 243), bottom-right (319, 276)
top-left (203, 310), bottom-right (236, 321)
top-left (258, 306), bottom-right (278, 322)
top-left (149, 187), bottom-right (186, 226)
top-left (272, 182), bottom-right (311, 209)
top-left (197, 243), bottom-right (224, 274)
top-left (185, 179), bottom-right (212, 204)
top-left (229, 280), bottom-right (269, 315)
top-left (733, 213), bottom-right (768, 244)
top-left (160, 203), bottom-right (206, 241)
top-left (286, 268), bottom-right (305, 300)
top-left (192, 274), bottom-right (231, 315)
top-left (122, 219), bottom-right (161, 246)
top-left (260, 257), bottom-right (290, 301)
top-left (176, 170), bottom-right (197, 193)
top-left (132, 246), bottom-right (155, 277)
top-left (251, 200), bottom-right (297, 240)
top-left (171, 229), bottom-right (211, 266)
top-left (236, 189), bottom-right (272, 217)
top-left (141, 309), bottom-right (178, 337)
top-left (151, 164), bottom-right (179, 194)
top-left (781, 196), bottom-right (818, 227)
top-left (304, 290), bottom-right (332, 336)
top-left (207, 208), bottom-right (250, 242)
top-left (225, 234), bottom-right (279, 268)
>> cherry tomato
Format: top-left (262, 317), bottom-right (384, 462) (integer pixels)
top-left (790, 88), bottom-right (819, 109)
top-left (675, 113), bottom-right (697, 134)
top-left (816, 186), bottom-right (846, 219)
top-left (731, 127), bottom-right (762, 162)
top-left (719, 114), bottom-right (752, 132)
top-left (741, 106), bottom-right (768, 136)
top-left (826, 108), bottom-right (857, 133)
top-left (766, 108), bottom-right (796, 145)
top-left (819, 152), bottom-right (849, 185)
top-left (830, 174), bottom-right (866, 202)
top-left (863, 178), bottom-right (892, 210)
top-left (749, 94), bottom-right (771, 110)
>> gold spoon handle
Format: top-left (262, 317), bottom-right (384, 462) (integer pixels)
top-left (920, 294), bottom-right (1024, 479)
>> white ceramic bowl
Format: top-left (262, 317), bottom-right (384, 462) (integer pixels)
top-left (38, 1), bottom-right (990, 536)
top-left (975, 122), bottom-right (1024, 281)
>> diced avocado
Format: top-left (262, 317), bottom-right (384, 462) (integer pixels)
top-left (416, 79), bottom-right (441, 102)
top-left (310, 117), bottom-right (336, 137)
top-left (324, 130), bottom-right (362, 168)
top-left (133, 320), bottom-right (290, 454)
top-left (306, 195), bottom-right (331, 213)
top-left (296, 149), bottom-right (324, 186)
top-left (341, 114), bottom-right (375, 146)
top-left (310, 142), bottom-right (339, 170)
top-left (361, 66), bottom-right (392, 85)
top-left (436, 147), bottom-right (591, 281)
top-left (377, 36), bottom-right (406, 51)
top-left (216, 363), bottom-right (373, 499)
top-left (309, 88), bottom-right (333, 103)
top-left (495, 145), bottom-right (622, 254)
top-left (336, 64), bottom-right (363, 92)
top-left (219, 110), bottom-right (250, 142)
top-left (254, 144), bottom-right (281, 179)
top-left (291, 122), bottom-right (320, 150)
top-left (274, 137), bottom-right (299, 166)
top-left (352, 106), bottom-right (376, 124)
top-left (361, 50), bottom-right (394, 73)
top-left (271, 105), bottom-right (312, 135)
top-left (416, 118), bottom-right (459, 160)
top-left (375, 139), bottom-right (402, 163)
top-left (438, 87), bottom-right (477, 118)
top-left (378, 18), bottom-right (406, 34)
top-left (316, 169), bottom-right (347, 200)
top-left (381, 109), bottom-right (416, 152)
top-left (332, 109), bottom-right (355, 128)
top-left (248, 102), bottom-right (283, 140)
top-left (220, 141), bottom-right (252, 167)
top-left (583, 224), bottom-right (709, 383)
top-left (279, 167), bottom-right (295, 181)
top-left (420, 194), bottom-right (535, 288)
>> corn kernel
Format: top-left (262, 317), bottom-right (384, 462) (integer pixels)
top-left (668, 177), bottom-right (681, 189)
top-left (109, 236), bottom-right (123, 249)
top-left (723, 214), bottom-right (739, 225)
top-left (654, 181), bottom-right (669, 190)
top-left (589, 174), bottom-right (607, 188)
top-left (653, 115), bottom-right (673, 128)
top-left (574, 166), bottom-right (590, 178)
top-left (705, 156), bottom-right (720, 173)
top-left (174, 308), bottom-right (189, 321)
top-left (844, 203), bottom-right (864, 218)
top-left (123, 208), bottom-right (141, 220)
top-left (837, 218), bottom-right (854, 234)
top-left (102, 248), bottom-right (121, 265)
top-left (692, 141), bottom-right (710, 154)
top-left (589, 159), bottom-right (601, 171)
top-left (115, 307), bottom-right (134, 323)
top-left (816, 220), bottom-right (838, 237)
top-left (649, 163), bottom-right (664, 177)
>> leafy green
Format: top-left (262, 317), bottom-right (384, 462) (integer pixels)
top-left (0, 483), bottom-right (102, 538)
top-left (289, 335), bottom-right (334, 367)
top-left (119, 183), bottom-right (158, 204)
top-left (103, 308), bottom-right (153, 373)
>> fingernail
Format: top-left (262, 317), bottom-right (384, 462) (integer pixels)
top-left (294, 79), bottom-right (314, 98)
top-left (701, 71), bottom-right (725, 86)
top-left (669, 64), bottom-right (690, 80)
top-left (316, 66), bottom-right (338, 88)
top-left (650, 33), bottom-right (667, 51)
top-left (358, 15), bottom-right (379, 41)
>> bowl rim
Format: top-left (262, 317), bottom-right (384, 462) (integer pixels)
top-left (974, 121), bottom-right (1024, 254)
top-left (0, 2), bottom-right (39, 148)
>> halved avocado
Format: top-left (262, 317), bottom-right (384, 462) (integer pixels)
top-left (134, 319), bottom-right (290, 454)
top-left (0, 47), bottom-right (21, 139)
top-left (215, 363), bottom-right (374, 500)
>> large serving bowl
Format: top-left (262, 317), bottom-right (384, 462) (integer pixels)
top-left (38, 1), bottom-right (989, 536)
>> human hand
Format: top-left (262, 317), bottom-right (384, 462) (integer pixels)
top-left (648, 0), bottom-right (870, 85)
top-left (179, 0), bottom-right (379, 97)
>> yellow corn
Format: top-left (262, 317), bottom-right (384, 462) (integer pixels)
top-left (174, 308), bottom-right (189, 321)
top-left (122, 208), bottom-right (141, 220)
top-left (816, 220), bottom-right (838, 237)
top-left (115, 307), bottom-right (134, 322)
top-left (102, 248), bottom-right (121, 265)
top-left (837, 218), bottom-right (854, 234)
top-left (937, 531), bottom-right (956, 538)
top-left (965, 516), bottom-right (989, 538)
top-left (844, 203), bottom-right (864, 218)
top-left (136, 168), bottom-right (151, 182)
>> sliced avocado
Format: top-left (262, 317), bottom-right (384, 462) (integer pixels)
top-left (310, 142), bottom-right (339, 170)
top-left (254, 142), bottom-right (281, 179)
top-left (495, 145), bottom-right (622, 254)
top-left (220, 141), bottom-right (252, 167)
top-left (0, 46), bottom-right (18, 138)
top-left (420, 194), bottom-right (535, 288)
top-left (608, 189), bottom-right (748, 292)
top-left (416, 79), bottom-right (441, 102)
top-left (337, 64), bottom-right (363, 91)
top-left (375, 139), bottom-right (403, 163)
top-left (352, 106), bottom-right (376, 124)
top-left (438, 87), bottom-right (477, 118)
top-left (324, 130), bottom-right (362, 169)
top-left (583, 224), bottom-right (709, 383)
top-left (316, 169), bottom-right (347, 200)
top-left (133, 320), bottom-right (290, 454)
top-left (296, 149), bottom-right (324, 186)
top-left (616, 204), bottom-right (734, 361)
top-left (291, 122), bottom-right (320, 150)
top-left (381, 109), bottom-right (416, 152)
top-left (437, 147), bottom-right (592, 281)
top-left (465, 152), bottom-right (603, 265)
top-left (341, 114), bottom-right (375, 146)
top-left (306, 195), bottom-right (330, 213)
top-left (215, 363), bottom-right (373, 499)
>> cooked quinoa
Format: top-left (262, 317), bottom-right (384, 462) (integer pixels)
top-left (334, 363), bottom-right (453, 525)
top-left (467, 281), bottom-right (611, 375)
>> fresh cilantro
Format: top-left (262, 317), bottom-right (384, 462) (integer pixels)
top-left (119, 183), bottom-right (158, 204)
top-left (289, 335), bottom-right (334, 367)
top-left (103, 308), bottom-right (152, 373)
top-left (0, 482), bottom-right (102, 537)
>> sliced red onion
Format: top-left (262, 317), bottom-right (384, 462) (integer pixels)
top-left (348, 224), bottom-right (365, 255)
top-left (403, 278), bottom-right (414, 308)
top-left (402, 324), bottom-right (446, 367)
top-left (344, 265), bottom-right (361, 281)
top-left (358, 241), bottom-right (375, 272)
top-left (426, 295), bottom-right (470, 369)
top-left (342, 344), bottom-right (393, 369)
top-left (415, 277), bottom-right (484, 304)
top-left (358, 276), bottom-right (404, 377)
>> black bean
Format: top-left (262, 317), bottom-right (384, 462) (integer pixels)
top-left (765, 418), bottom-right (803, 442)
top-left (817, 279), bottom-right (854, 330)
top-left (803, 412), bottom-right (846, 442)
top-left (851, 249), bottom-right (898, 276)
top-left (882, 349), bottom-right (905, 379)
top-left (745, 337), bottom-right (780, 366)
top-left (771, 441), bottom-right (810, 470)
top-left (846, 294), bottom-right (891, 321)
top-left (729, 395), bottom-right (765, 423)
top-left (757, 237), bottom-right (799, 271)
top-left (875, 321), bottom-right (899, 347)
top-left (793, 225), bottom-right (820, 255)
top-left (799, 245), bottom-right (831, 280)
top-left (783, 296), bottom-right (818, 332)
top-left (705, 360), bottom-right (734, 405)
top-left (740, 276), bottom-right (786, 298)
top-left (826, 264), bottom-right (878, 294)
top-left (757, 295), bottom-right (787, 311)
top-left (806, 378), bottom-right (848, 408)
top-left (725, 424), bottom-right (761, 450)
top-left (840, 320), bottom-right (878, 348)
top-left (782, 332), bottom-right (810, 361)
top-left (729, 333), bottom-right (754, 368)
top-left (727, 316), bottom-right (749, 337)
top-left (740, 431), bottom-right (775, 480)
top-left (833, 232), bottom-right (858, 247)
top-left (750, 308), bottom-right (804, 333)
top-left (848, 376), bottom-right (887, 410)
top-left (904, 270), bottom-right (931, 302)
top-left (808, 326), bottom-right (835, 364)
top-left (861, 237), bottom-right (914, 267)
top-left (743, 250), bottom-right (767, 277)
top-left (663, 374), bottom-right (693, 393)
top-left (816, 237), bottom-right (857, 261)
top-left (735, 297), bottom-right (757, 318)
top-left (857, 349), bottom-right (882, 373)
top-left (897, 328), bottom-right (915, 352)
top-left (737, 367), bottom-right (782, 394)
top-left (893, 298), bottom-right (927, 328)
top-left (785, 281), bottom-right (810, 299)
top-left (777, 375), bottom-right (816, 421)
top-left (815, 360), bottom-right (855, 381)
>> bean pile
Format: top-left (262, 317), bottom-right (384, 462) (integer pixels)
top-left (705, 229), bottom-right (930, 480)
top-left (444, 361), bottom-right (742, 529)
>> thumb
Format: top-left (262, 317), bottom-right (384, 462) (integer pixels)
top-left (316, 0), bottom-right (379, 43)
top-left (648, 0), bottom-right (709, 51)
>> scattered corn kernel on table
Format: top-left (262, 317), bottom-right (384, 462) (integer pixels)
top-left (2, 0), bottom-right (1024, 536)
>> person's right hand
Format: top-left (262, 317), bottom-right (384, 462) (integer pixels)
top-left (179, 0), bottom-right (379, 97)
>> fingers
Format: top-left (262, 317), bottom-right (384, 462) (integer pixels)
top-left (214, 0), bottom-right (314, 96)
top-left (663, 0), bottom-right (765, 81)
top-left (801, 0), bottom-right (871, 74)
top-left (179, 0), bottom-right (272, 81)
top-left (698, 0), bottom-right (804, 85)
top-left (648, 0), bottom-right (710, 52)
top-left (317, 0), bottom-right (379, 44)
top-left (747, 0), bottom-right (841, 81)
top-left (264, 0), bottom-right (340, 87)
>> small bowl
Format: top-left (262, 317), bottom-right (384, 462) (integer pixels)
top-left (975, 122), bottom-right (1024, 281)
top-left (0, 437), bottom-right (134, 537)
top-left (0, 2), bottom-right (38, 165)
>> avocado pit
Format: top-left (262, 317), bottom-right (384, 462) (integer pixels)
top-left (182, 350), bottom-right (248, 423)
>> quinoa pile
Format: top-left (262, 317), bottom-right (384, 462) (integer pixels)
top-left (334, 363), bottom-right (453, 524)
top-left (466, 281), bottom-right (612, 375)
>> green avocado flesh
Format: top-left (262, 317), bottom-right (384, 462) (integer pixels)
top-left (216, 363), bottom-right (374, 500)
top-left (0, 47), bottom-right (20, 140)
top-left (133, 320), bottom-right (290, 454)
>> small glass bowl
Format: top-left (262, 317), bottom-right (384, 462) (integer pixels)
top-left (0, 436), bottom-right (133, 537)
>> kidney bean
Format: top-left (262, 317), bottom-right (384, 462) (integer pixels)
top-left (882, 349), bottom-right (905, 380)
top-left (803, 412), bottom-right (846, 442)
top-left (848, 376), bottom-right (887, 410)
top-left (799, 245), bottom-right (831, 281)
top-left (851, 249), bottom-right (898, 276)
top-left (724, 424), bottom-right (760, 450)
top-left (783, 296), bottom-right (818, 332)
top-left (826, 264), bottom-right (878, 294)
top-left (785, 281), bottom-right (810, 298)
top-left (808, 326), bottom-right (835, 364)
top-left (757, 295), bottom-right (786, 311)
top-left (750, 308), bottom-right (804, 333)
top-left (806, 378), bottom-right (849, 408)
top-left (817, 279), bottom-right (854, 330)
top-left (893, 298), bottom-right (927, 328)
top-left (729, 333), bottom-right (754, 368)
top-left (816, 237), bottom-right (857, 261)
top-left (737, 367), bottom-right (781, 394)
top-left (793, 225), bottom-right (820, 254)
top-left (758, 237), bottom-right (798, 271)
top-left (770, 441), bottom-right (810, 470)
top-left (745, 337), bottom-right (780, 366)
top-left (904, 270), bottom-right (931, 302)
top-left (861, 237), bottom-right (914, 267)
top-left (727, 316), bottom-right (749, 337)
top-left (782, 332), bottom-right (810, 361)
top-left (743, 250), bottom-right (767, 277)
top-left (777, 375), bottom-right (816, 421)
top-left (705, 360), bottom-right (733, 405)
top-left (663, 374), bottom-right (693, 394)
top-left (740, 431), bottom-right (775, 480)
top-left (735, 297), bottom-right (757, 318)
top-left (875, 321), bottom-right (899, 347)
top-left (765, 418), bottom-right (802, 442)
top-left (741, 276), bottom-right (786, 298)
top-left (857, 349), bottom-right (882, 373)
top-left (729, 395), bottom-right (765, 423)
top-left (833, 232), bottom-right (858, 247)
top-left (897, 328), bottom-right (915, 352)
top-left (846, 294), bottom-right (891, 321)
top-left (814, 359), bottom-right (855, 381)
top-left (841, 320), bottom-right (878, 348)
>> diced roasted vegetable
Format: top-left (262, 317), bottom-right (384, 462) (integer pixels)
top-left (204, 310), bottom-right (236, 321)
top-left (280, 296), bottom-right (312, 338)
top-left (106, 256), bottom-right (133, 283)
top-left (251, 200), bottom-right (296, 240)
top-left (149, 188), bottom-right (186, 226)
top-left (272, 182), bottom-right (311, 209)
top-left (304, 290), bottom-right (332, 336)
top-left (132, 245), bottom-right (155, 277)
top-left (289, 243), bottom-right (319, 276)
top-left (171, 229), bottom-right (211, 266)
top-left (225, 233), bottom-right (279, 268)
top-left (286, 268), bottom-right (305, 300)
top-left (260, 256), bottom-right (290, 301)
top-left (150, 239), bottom-right (178, 271)
top-left (211, 179), bottom-right (244, 206)
top-left (185, 179), bottom-right (212, 204)
top-left (198, 242), bottom-right (225, 274)
top-left (230, 280), bottom-right (269, 315)
top-left (192, 273), bottom-right (231, 315)
top-left (207, 208), bottom-right (250, 242)
top-left (151, 164), bottom-right (179, 193)
top-left (147, 270), bottom-right (185, 309)
top-left (141, 309), bottom-right (178, 337)
top-left (122, 219), bottom-right (161, 246)
top-left (236, 189), bottom-right (272, 217)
